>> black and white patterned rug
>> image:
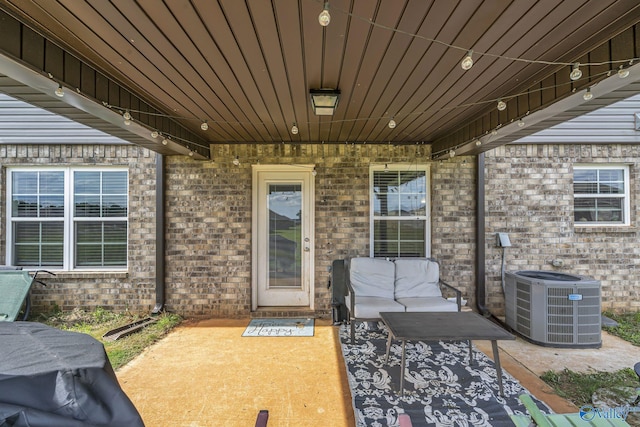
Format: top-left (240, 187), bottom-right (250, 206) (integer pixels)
top-left (339, 322), bottom-right (550, 426)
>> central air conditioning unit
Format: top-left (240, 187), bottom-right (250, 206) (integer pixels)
top-left (504, 270), bottom-right (601, 348)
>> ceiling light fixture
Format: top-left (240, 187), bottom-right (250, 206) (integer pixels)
top-left (291, 123), bottom-right (299, 134)
top-left (310, 88), bottom-right (340, 115)
top-left (618, 66), bottom-right (630, 78)
top-left (151, 130), bottom-right (159, 138)
top-left (570, 63), bottom-right (582, 81)
top-left (388, 118), bottom-right (396, 129)
top-left (497, 99), bottom-right (507, 111)
top-left (54, 84), bottom-right (64, 98)
top-left (162, 138), bottom-right (169, 145)
top-left (318, 2), bottom-right (330, 26)
top-left (201, 120), bottom-right (209, 131)
top-left (461, 50), bottom-right (473, 70)
top-left (583, 87), bottom-right (593, 101)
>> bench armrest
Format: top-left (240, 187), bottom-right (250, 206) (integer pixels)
top-left (439, 280), bottom-right (462, 311)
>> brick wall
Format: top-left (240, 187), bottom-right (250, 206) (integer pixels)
top-left (484, 144), bottom-right (640, 314)
top-left (0, 144), bottom-right (157, 313)
top-left (0, 142), bottom-right (477, 318)
top-left (163, 143), bottom-right (477, 317)
top-left (5, 141), bottom-right (635, 318)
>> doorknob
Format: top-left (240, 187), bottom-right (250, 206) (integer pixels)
top-left (304, 247), bottom-right (310, 252)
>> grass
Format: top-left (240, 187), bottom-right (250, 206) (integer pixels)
top-left (602, 311), bottom-right (640, 346)
top-left (540, 311), bottom-right (640, 408)
top-left (540, 368), bottom-right (638, 407)
top-left (40, 307), bottom-right (182, 370)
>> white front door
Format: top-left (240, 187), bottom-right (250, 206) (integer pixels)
top-left (252, 165), bottom-right (314, 309)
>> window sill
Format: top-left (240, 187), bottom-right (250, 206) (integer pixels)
top-left (574, 226), bottom-right (637, 234)
top-left (44, 271), bottom-right (129, 279)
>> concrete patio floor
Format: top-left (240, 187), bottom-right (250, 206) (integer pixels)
top-left (115, 317), bottom-right (636, 426)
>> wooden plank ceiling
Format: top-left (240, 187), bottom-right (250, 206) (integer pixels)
top-left (0, 0), bottom-right (640, 159)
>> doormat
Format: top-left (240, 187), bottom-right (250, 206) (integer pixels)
top-left (242, 318), bottom-right (314, 337)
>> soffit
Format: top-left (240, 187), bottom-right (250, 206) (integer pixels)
top-left (0, 1), bottom-right (639, 158)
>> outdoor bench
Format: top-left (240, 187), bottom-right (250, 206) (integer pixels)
top-left (345, 257), bottom-right (462, 343)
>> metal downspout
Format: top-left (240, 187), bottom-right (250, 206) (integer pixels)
top-left (152, 153), bottom-right (165, 314)
top-left (476, 153), bottom-right (489, 316)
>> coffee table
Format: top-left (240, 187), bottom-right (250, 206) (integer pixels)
top-left (380, 311), bottom-right (515, 397)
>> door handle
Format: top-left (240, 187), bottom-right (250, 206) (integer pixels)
top-left (304, 247), bottom-right (310, 252)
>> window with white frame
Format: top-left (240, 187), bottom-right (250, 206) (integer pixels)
top-left (573, 165), bottom-right (630, 226)
top-left (7, 168), bottom-right (128, 269)
top-left (370, 165), bottom-right (430, 257)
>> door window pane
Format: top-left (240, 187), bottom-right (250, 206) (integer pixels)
top-left (268, 184), bottom-right (302, 288)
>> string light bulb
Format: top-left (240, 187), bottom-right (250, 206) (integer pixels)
top-left (291, 123), bottom-right (299, 134)
top-left (384, 163), bottom-right (389, 172)
top-left (449, 150), bottom-right (455, 158)
top-left (233, 155), bottom-right (240, 166)
top-left (618, 66), bottom-right (630, 78)
top-left (201, 120), bottom-right (209, 131)
top-left (497, 99), bottom-right (507, 111)
top-left (318, 2), bottom-right (330, 26)
top-left (517, 118), bottom-right (525, 127)
top-left (474, 139), bottom-right (482, 146)
top-left (570, 63), bottom-right (582, 81)
top-left (162, 138), bottom-right (169, 145)
top-left (188, 151), bottom-right (194, 157)
top-left (123, 110), bottom-right (132, 125)
top-left (151, 130), bottom-right (159, 138)
top-left (54, 84), bottom-right (64, 98)
top-left (583, 87), bottom-right (593, 101)
top-left (388, 118), bottom-right (396, 129)
top-left (312, 167), bottom-right (317, 176)
top-left (461, 50), bottom-right (473, 70)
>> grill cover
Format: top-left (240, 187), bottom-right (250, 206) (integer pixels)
top-left (0, 322), bottom-right (144, 427)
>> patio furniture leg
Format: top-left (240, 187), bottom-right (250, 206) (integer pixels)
top-left (350, 320), bottom-right (355, 343)
top-left (468, 340), bottom-right (473, 364)
top-left (400, 340), bottom-right (406, 397)
top-left (385, 331), bottom-right (393, 362)
top-left (255, 409), bottom-right (269, 427)
top-left (492, 340), bottom-right (505, 397)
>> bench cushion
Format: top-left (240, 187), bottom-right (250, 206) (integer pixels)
top-left (349, 258), bottom-right (395, 299)
top-left (394, 259), bottom-right (442, 299)
top-left (345, 295), bottom-right (406, 318)
top-left (397, 297), bottom-right (458, 312)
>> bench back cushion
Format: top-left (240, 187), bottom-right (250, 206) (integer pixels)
top-left (349, 257), bottom-right (395, 298)
top-left (394, 259), bottom-right (442, 299)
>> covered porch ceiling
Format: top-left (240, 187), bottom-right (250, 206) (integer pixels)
top-left (0, 1), bottom-right (640, 161)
